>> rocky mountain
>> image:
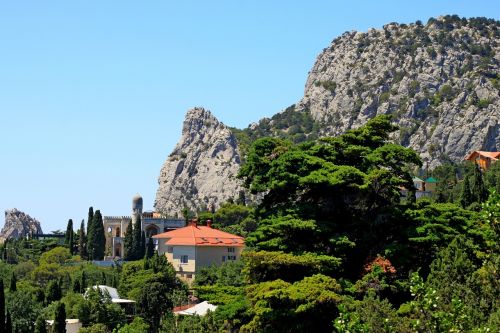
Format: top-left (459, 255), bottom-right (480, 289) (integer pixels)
top-left (298, 15), bottom-right (499, 167)
top-left (1, 208), bottom-right (43, 242)
top-left (155, 16), bottom-right (500, 215)
top-left (155, 107), bottom-right (245, 217)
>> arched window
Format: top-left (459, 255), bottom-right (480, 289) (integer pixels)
top-left (116, 227), bottom-right (121, 237)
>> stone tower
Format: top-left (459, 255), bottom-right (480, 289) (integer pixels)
top-left (132, 193), bottom-right (143, 228)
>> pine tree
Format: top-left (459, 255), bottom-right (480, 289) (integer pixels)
top-left (145, 237), bottom-right (155, 259)
top-left (34, 316), bottom-right (47, 333)
top-left (5, 310), bottom-right (11, 333)
top-left (460, 176), bottom-right (473, 208)
top-left (9, 272), bottom-right (16, 292)
top-left (86, 207), bottom-right (94, 259)
top-left (0, 279), bottom-right (5, 332)
top-left (132, 215), bottom-right (142, 261)
top-left (124, 222), bottom-right (133, 260)
top-left (471, 164), bottom-right (488, 203)
top-left (65, 219), bottom-right (74, 255)
top-left (78, 219), bottom-right (87, 259)
top-left (53, 302), bottom-right (66, 333)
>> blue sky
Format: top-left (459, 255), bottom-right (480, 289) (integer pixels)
top-left (1, 1), bottom-right (499, 232)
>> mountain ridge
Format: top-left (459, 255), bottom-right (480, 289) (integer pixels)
top-left (155, 15), bottom-right (500, 216)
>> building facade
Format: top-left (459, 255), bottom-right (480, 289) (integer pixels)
top-left (103, 194), bottom-right (185, 259)
top-left (465, 151), bottom-right (500, 171)
top-left (153, 220), bottom-right (244, 282)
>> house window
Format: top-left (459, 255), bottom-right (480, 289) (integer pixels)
top-left (180, 255), bottom-right (188, 264)
top-left (222, 256), bottom-right (226, 262)
top-left (167, 247), bottom-right (173, 253)
top-left (186, 274), bottom-right (193, 279)
top-left (227, 255), bottom-right (236, 261)
top-left (227, 247), bottom-right (235, 253)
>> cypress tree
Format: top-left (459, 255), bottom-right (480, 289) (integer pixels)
top-left (145, 237), bottom-right (155, 259)
top-left (65, 219), bottom-right (74, 255)
top-left (0, 279), bottom-right (5, 332)
top-left (91, 210), bottom-right (106, 260)
top-left (78, 219), bottom-right (87, 259)
top-left (140, 231), bottom-right (146, 259)
top-left (9, 272), bottom-right (16, 292)
top-left (132, 215), bottom-right (142, 261)
top-left (34, 315), bottom-right (47, 333)
top-left (53, 302), bottom-right (66, 333)
top-left (81, 271), bottom-right (86, 293)
top-left (86, 207), bottom-right (94, 259)
top-left (124, 222), bottom-right (133, 260)
top-left (5, 310), bottom-right (11, 333)
top-left (45, 280), bottom-right (62, 304)
top-left (471, 164), bottom-right (488, 203)
top-left (72, 279), bottom-right (81, 294)
top-left (460, 176), bottom-right (473, 208)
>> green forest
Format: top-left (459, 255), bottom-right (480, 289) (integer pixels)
top-left (1, 116), bottom-right (499, 332)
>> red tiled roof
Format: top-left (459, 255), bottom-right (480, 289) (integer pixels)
top-left (465, 151), bottom-right (500, 161)
top-left (152, 224), bottom-right (244, 247)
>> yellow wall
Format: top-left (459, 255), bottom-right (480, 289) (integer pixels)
top-left (160, 244), bottom-right (244, 282)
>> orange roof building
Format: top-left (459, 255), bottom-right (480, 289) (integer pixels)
top-left (465, 151), bottom-right (500, 170)
top-left (153, 220), bottom-right (244, 282)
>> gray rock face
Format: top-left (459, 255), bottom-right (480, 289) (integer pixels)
top-left (155, 17), bottom-right (500, 214)
top-left (154, 107), bottom-right (245, 216)
top-left (1, 208), bottom-right (43, 242)
top-left (298, 17), bottom-right (499, 167)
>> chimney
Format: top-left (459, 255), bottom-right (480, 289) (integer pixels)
top-left (206, 219), bottom-right (213, 228)
top-left (189, 218), bottom-right (198, 227)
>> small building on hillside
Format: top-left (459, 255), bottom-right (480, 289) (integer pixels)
top-left (465, 151), bottom-right (500, 171)
top-left (153, 220), bottom-right (244, 282)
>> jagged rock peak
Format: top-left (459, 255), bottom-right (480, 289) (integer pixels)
top-left (297, 15), bottom-right (499, 167)
top-left (154, 107), bottom-right (245, 217)
top-left (1, 208), bottom-right (43, 242)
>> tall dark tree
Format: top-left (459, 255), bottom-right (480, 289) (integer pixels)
top-left (140, 231), bottom-right (146, 259)
top-left (45, 280), bottom-right (62, 304)
top-left (34, 315), bottom-right (47, 333)
top-left (81, 271), bottom-right (86, 293)
top-left (460, 176), bottom-right (473, 208)
top-left (145, 237), bottom-right (155, 259)
top-left (5, 310), bottom-right (11, 333)
top-left (86, 207), bottom-right (94, 258)
top-left (132, 215), bottom-right (142, 260)
top-left (53, 302), bottom-right (66, 333)
top-left (124, 222), bottom-right (133, 260)
top-left (78, 219), bottom-right (87, 259)
top-left (88, 210), bottom-right (105, 260)
top-left (65, 219), bottom-right (74, 255)
top-left (471, 164), bottom-right (488, 203)
top-left (0, 279), bottom-right (5, 332)
top-left (9, 272), bottom-right (16, 292)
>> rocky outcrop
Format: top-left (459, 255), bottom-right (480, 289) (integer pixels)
top-left (155, 16), bottom-right (500, 215)
top-left (154, 107), bottom-right (245, 216)
top-left (1, 208), bottom-right (43, 242)
top-left (298, 16), bottom-right (499, 167)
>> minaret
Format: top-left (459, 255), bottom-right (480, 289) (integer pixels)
top-left (132, 193), bottom-right (143, 229)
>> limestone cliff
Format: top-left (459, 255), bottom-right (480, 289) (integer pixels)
top-left (1, 208), bottom-right (43, 242)
top-left (298, 16), bottom-right (499, 167)
top-left (155, 16), bottom-right (500, 215)
top-left (154, 107), bottom-right (245, 216)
